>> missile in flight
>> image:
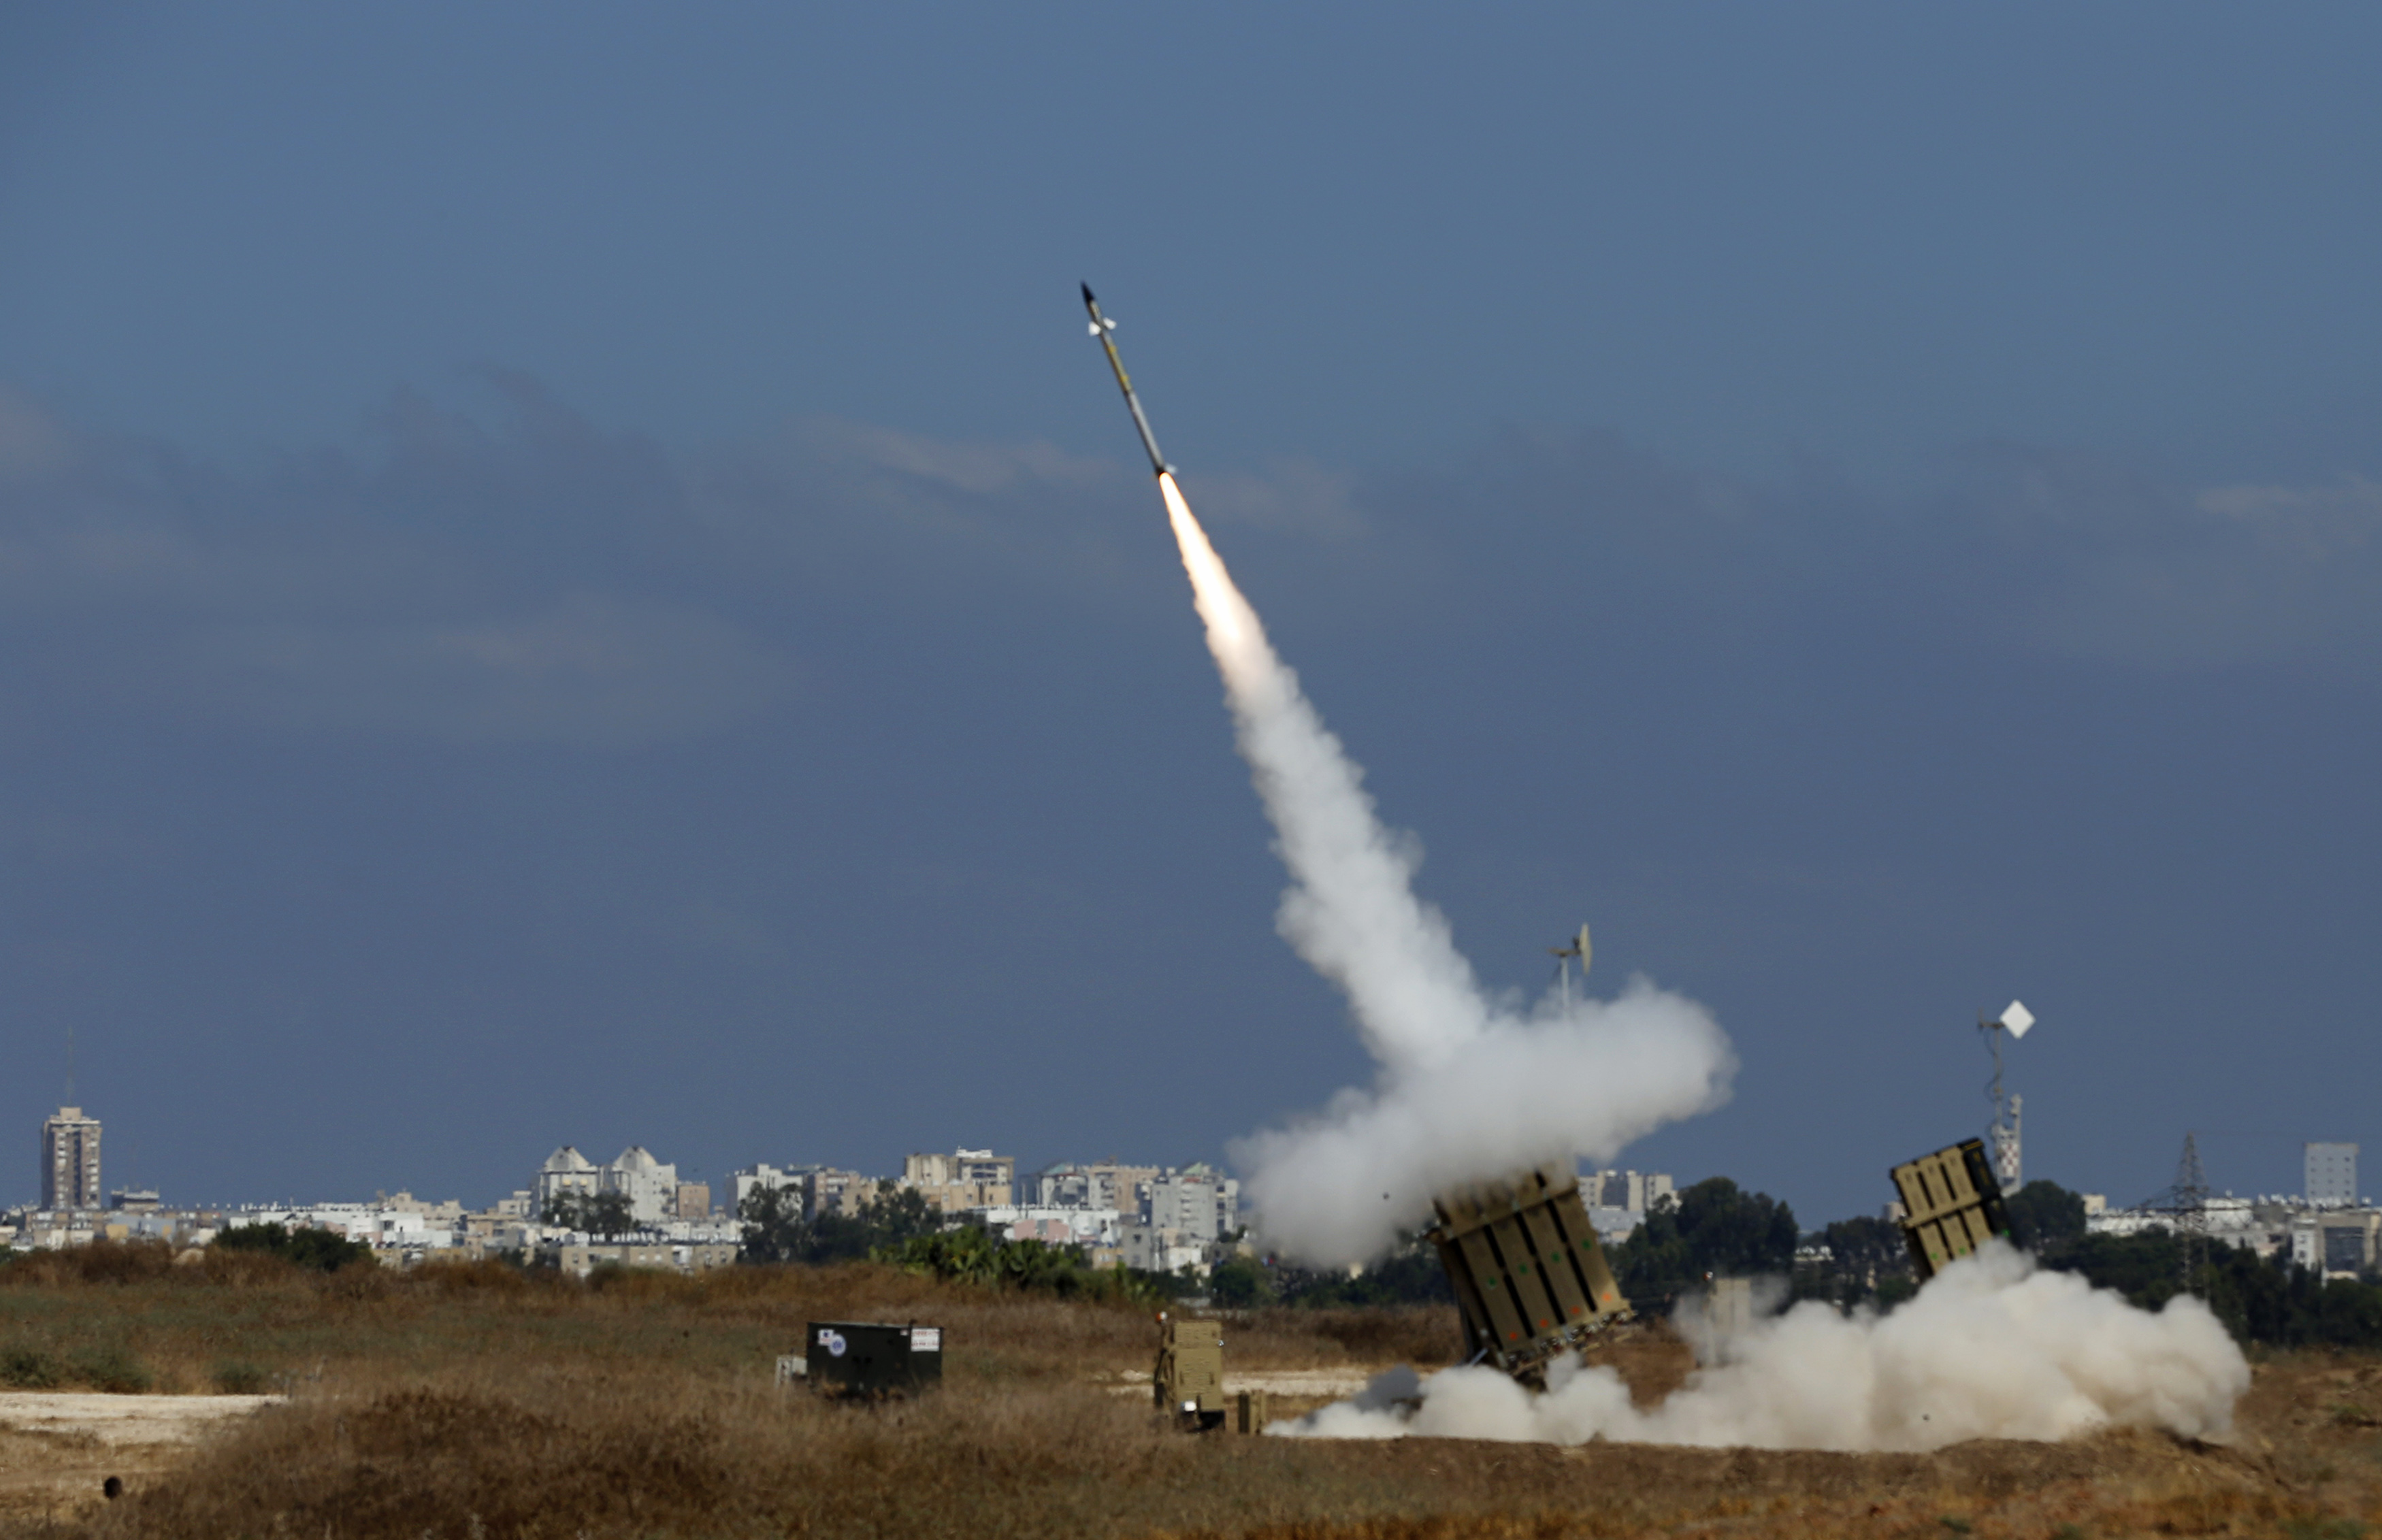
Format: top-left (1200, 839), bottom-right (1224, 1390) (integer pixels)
top-left (1081, 283), bottom-right (1172, 478)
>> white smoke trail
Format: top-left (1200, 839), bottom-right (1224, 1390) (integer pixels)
top-left (1158, 474), bottom-right (1735, 1266)
top-left (1277, 1243), bottom-right (2251, 1450)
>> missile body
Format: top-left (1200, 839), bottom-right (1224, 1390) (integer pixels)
top-left (1081, 283), bottom-right (1172, 478)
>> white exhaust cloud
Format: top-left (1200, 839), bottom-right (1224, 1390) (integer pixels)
top-left (1158, 472), bottom-right (1734, 1267)
top-left (1279, 1243), bottom-right (2252, 1450)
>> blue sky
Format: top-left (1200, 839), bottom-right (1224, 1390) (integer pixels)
top-left (1, 5), bottom-right (2376, 1224)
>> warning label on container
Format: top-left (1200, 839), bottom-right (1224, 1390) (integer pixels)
top-left (910, 1328), bottom-right (941, 1352)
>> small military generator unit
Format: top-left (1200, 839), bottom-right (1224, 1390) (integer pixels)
top-left (1152, 1312), bottom-right (1267, 1433)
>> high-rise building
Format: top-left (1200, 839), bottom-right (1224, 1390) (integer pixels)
top-left (2306, 1142), bottom-right (2359, 1209)
top-left (600, 1147), bottom-right (679, 1226)
top-left (902, 1148), bottom-right (1015, 1211)
top-left (535, 1146), bottom-right (600, 1214)
top-left (41, 1107), bottom-right (101, 1211)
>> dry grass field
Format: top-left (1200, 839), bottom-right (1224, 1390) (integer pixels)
top-left (0, 1244), bottom-right (2376, 1539)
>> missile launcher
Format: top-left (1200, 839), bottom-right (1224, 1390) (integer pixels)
top-left (1429, 1162), bottom-right (1633, 1384)
top-left (1890, 1136), bottom-right (2013, 1280)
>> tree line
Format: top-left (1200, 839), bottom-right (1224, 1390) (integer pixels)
top-left (730, 1170), bottom-right (2382, 1347)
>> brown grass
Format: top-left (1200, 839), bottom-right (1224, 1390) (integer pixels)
top-left (0, 1245), bottom-right (2377, 1539)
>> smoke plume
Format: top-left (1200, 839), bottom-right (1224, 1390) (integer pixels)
top-left (1158, 474), bottom-right (1735, 1266)
top-left (1279, 1242), bottom-right (2251, 1449)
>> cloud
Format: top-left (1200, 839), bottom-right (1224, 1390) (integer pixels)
top-left (4, 378), bottom-right (2378, 760)
top-left (0, 389), bottom-right (72, 479)
top-left (1944, 452), bottom-right (2382, 672)
top-left (1177, 458), bottom-right (1367, 538)
top-left (0, 378), bottom-right (796, 746)
top-left (178, 593), bottom-right (794, 747)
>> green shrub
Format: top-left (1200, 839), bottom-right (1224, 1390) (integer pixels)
top-left (0, 1346), bottom-right (60, 1388)
top-left (212, 1360), bottom-right (273, 1394)
top-left (75, 1342), bottom-right (152, 1393)
top-left (214, 1222), bottom-right (374, 1273)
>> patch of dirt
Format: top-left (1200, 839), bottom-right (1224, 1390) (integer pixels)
top-left (0, 1393), bottom-right (282, 1522)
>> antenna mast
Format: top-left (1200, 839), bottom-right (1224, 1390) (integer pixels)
top-left (1980, 1000), bottom-right (2034, 1190)
top-left (1549, 924), bottom-right (1591, 1014)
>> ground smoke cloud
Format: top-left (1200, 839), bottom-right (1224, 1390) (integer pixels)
top-left (1282, 1243), bottom-right (2251, 1450)
top-left (1158, 474), bottom-right (1734, 1266)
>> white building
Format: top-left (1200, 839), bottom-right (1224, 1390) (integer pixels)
top-left (972, 1206), bottom-right (1123, 1249)
top-left (1121, 1222), bottom-right (1208, 1275)
top-left (536, 1147), bottom-right (600, 1213)
top-left (1582, 1168), bottom-right (1674, 1213)
top-left (1145, 1165), bottom-right (1238, 1242)
top-left (1032, 1162), bottom-right (1159, 1212)
top-left (601, 1147), bottom-right (679, 1226)
top-left (2307, 1143), bottom-right (2359, 1209)
top-left (730, 1164), bottom-right (795, 1217)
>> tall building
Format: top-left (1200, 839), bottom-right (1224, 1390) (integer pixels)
top-left (600, 1147), bottom-right (679, 1226)
top-left (902, 1148), bottom-right (1015, 1211)
top-left (1145, 1164), bottom-right (1239, 1241)
top-left (2306, 1143), bottom-right (2359, 1209)
top-left (535, 1146), bottom-right (600, 1213)
top-left (41, 1107), bottom-right (101, 1211)
top-left (1583, 1169), bottom-right (1674, 1213)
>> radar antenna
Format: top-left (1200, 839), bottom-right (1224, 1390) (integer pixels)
top-left (1549, 924), bottom-right (1591, 1013)
top-left (1980, 1000), bottom-right (2033, 1189)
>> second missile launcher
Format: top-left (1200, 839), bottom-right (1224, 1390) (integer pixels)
top-left (1890, 1136), bottom-right (2013, 1281)
top-left (1429, 1163), bottom-right (1632, 1383)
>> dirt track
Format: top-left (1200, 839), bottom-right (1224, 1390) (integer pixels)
top-left (0, 1392), bottom-right (281, 1521)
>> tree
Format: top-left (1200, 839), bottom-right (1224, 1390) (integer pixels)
top-left (1273, 1232), bottom-right (1456, 1308)
top-left (737, 1184), bottom-right (806, 1264)
top-left (1791, 1215), bottom-right (1914, 1310)
top-left (213, 1222), bottom-right (374, 1273)
top-left (1208, 1254), bottom-right (1277, 1309)
top-left (2004, 1180), bottom-right (2087, 1253)
top-left (1608, 1178), bottom-right (1798, 1307)
top-left (542, 1190), bottom-right (636, 1239)
top-left (738, 1179), bottom-right (943, 1266)
top-left (858, 1183), bottom-right (939, 1253)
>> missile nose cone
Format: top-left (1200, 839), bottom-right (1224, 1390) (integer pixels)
top-left (1081, 282), bottom-right (1096, 305)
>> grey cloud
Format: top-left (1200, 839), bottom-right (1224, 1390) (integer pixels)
top-left (176, 593), bottom-right (794, 747)
top-left (0, 380), bottom-right (790, 746)
top-left (1177, 458), bottom-right (1368, 539)
top-left (5, 376), bottom-right (2377, 762)
top-left (1938, 450), bottom-right (2382, 673)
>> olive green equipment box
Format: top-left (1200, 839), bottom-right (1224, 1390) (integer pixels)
top-left (1890, 1137), bottom-right (2013, 1280)
top-left (1429, 1162), bottom-right (1631, 1384)
top-left (1153, 1313), bottom-right (1268, 1433)
top-left (1154, 1312), bottom-right (1226, 1430)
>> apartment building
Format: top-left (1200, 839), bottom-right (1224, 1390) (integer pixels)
top-left (40, 1108), bottom-right (101, 1212)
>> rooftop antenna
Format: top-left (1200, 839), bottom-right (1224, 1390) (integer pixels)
top-left (64, 1023), bottom-right (75, 1108)
top-left (1549, 924), bottom-right (1591, 1013)
top-left (1980, 1000), bottom-right (2033, 1190)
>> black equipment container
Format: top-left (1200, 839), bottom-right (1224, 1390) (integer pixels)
top-left (805, 1322), bottom-right (943, 1397)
